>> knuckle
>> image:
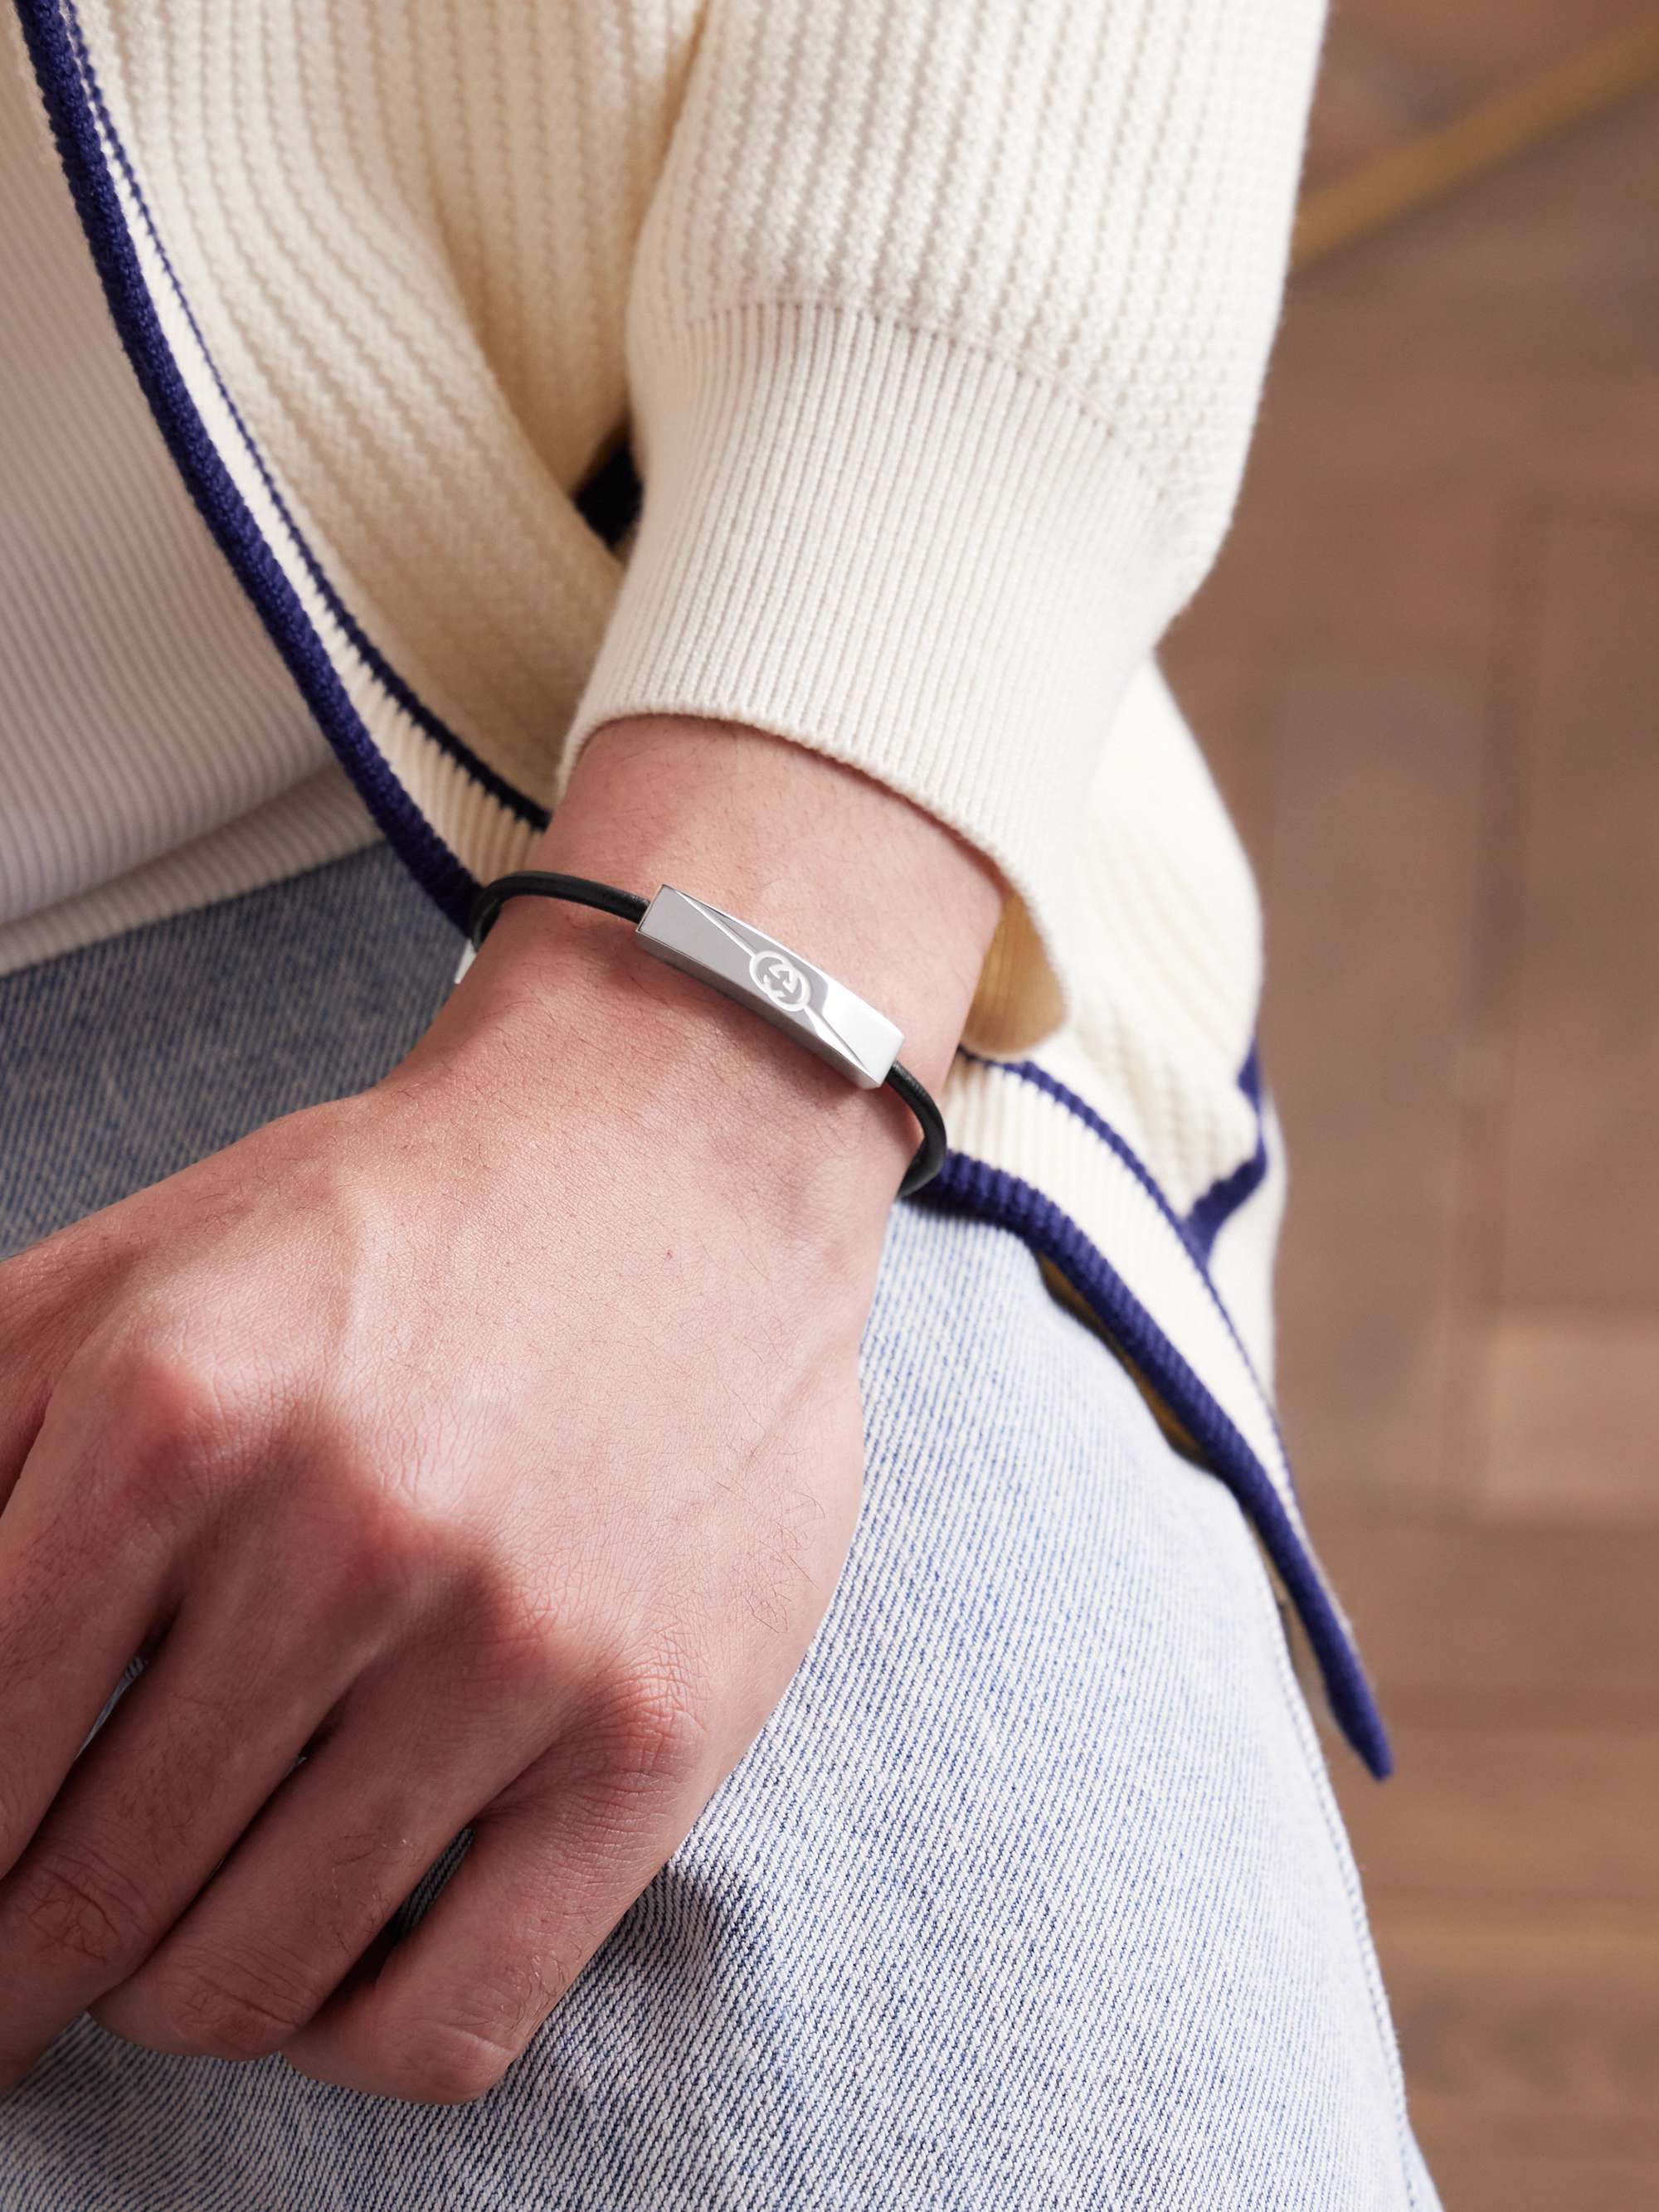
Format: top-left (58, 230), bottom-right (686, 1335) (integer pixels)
top-left (307, 1473), bottom-right (441, 1618)
top-left (260, 1446), bottom-right (455, 1641)
top-left (12, 1835), bottom-right (151, 1974)
top-left (581, 1646), bottom-right (711, 1800)
top-left (387, 2020), bottom-right (516, 2106)
top-left (149, 1938), bottom-right (318, 2060)
top-left (91, 1343), bottom-right (250, 1523)
top-left (450, 1566), bottom-right (571, 1708)
top-left (115, 1347), bottom-right (234, 1464)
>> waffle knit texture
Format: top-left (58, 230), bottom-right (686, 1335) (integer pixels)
top-left (5, 0), bottom-right (1321, 1048)
top-left (6, 2), bottom-right (1390, 1766)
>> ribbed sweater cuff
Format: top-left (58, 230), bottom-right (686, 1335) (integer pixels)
top-left (562, 301), bottom-right (1168, 1053)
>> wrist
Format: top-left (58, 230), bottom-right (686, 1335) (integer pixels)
top-left (527, 717), bottom-right (1003, 1097)
top-left (398, 717), bottom-right (1009, 1221)
top-left (411, 717), bottom-right (1002, 1214)
top-left (426, 896), bottom-right (906, 1229)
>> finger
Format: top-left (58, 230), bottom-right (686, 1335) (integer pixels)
top-left (0, 1367), bottom-right (47, 1518)
top-left (0, 1545), bottom-right (358, 2091)
top-left (0, 1235), bottom-right (88, 1510)
top-left (281, 1699), bottom-right (713, 2105)
top-left (89, 1641), bottom-right (577, 2069)
top-left (0, 1399), bottom-right (175, 1884)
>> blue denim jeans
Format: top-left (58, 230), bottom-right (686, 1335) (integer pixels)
top-left (0, 847), bottom-right (1438, 2209)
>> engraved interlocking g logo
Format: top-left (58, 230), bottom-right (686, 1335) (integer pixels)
top-left (748, 948), bottom-right (810, 1012)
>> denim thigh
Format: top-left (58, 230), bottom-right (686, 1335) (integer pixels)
top-left (0, 848), bottom-right (1436, 2210)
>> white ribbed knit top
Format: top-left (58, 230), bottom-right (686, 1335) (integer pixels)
top-left (6, 0), bottom-right (1323, 1014)
top-left (4, 2), bottom-right (1390, 1769)
top-left (0, 41), bottom-right (372, 970)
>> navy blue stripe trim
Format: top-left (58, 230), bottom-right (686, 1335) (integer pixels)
top-left (16, 0), bottom-right (544, 905)
top-left (1185, 1047), bottom-right (1270, 1262)
top-left (56, 0), bottom-right (544, 830)
top-left (19, 0), bottom-right (1385, 1776)
top-left (917, 1153), bottom-right (1392, 1778)
top-left (962, 1048), bottom-right (1183, 1226)
top-left (961, 1047), bottom-right (1297, 1470)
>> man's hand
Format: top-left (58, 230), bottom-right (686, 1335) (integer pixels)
top-left (0, 719), bottom-right (1001, 2103)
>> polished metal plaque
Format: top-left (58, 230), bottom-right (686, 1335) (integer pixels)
top-left (635, 886), bottom-right (902, 1089)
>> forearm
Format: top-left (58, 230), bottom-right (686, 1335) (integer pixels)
top-left (409, 717), bottom-right (1004, 1232)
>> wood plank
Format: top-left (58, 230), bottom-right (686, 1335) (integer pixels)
top-left (1498, 508), bottom-right (1659, 1310)
top-left (1233, 46), bottom-right (1659, 2212)
top-left (1324, 0), bottom-right (1651, 123)
top-left (1312, 1517), bottom-right (1659, 1714)
top-left (1333, 1720), bottom-right (1659, 1907)
top-left (1423, 2155), bottom-right (1659, 2212)
top-left (1253, 364), bottom-right (1659, 504)
top-left (1304, 36), bottom-right (1426, 187)
top-left (1181, 479), bottom-right (1506, 663)
top-left (1154, 644), bottom-right (1274, 870)
top-left (1296, 80), bottom-right (1659, 365)
top-left (1372, 1913), bottom-right (1659, 2159)
top-left (1481, 1315), bottom-right (1659, 1518)
top-left (1306, 2), bottom-right (1650, 183)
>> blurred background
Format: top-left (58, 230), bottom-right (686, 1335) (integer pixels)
top-left (1162, 7), bottom-right (1659, 2205)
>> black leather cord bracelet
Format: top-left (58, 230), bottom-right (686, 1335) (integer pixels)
top-left (468, 871), bottom-right (947, 1198)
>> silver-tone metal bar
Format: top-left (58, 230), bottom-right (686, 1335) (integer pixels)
top-left (634, 885), bottom-right (902, 1090)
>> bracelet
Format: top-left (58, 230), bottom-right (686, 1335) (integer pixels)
top-left (467, 872), bottom-right (947, 1197)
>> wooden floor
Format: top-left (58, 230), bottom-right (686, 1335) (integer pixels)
top-left (1160, 12), bottom-right (1659, 2205)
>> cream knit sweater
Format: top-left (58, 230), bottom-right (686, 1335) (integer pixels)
top-left (9, 0), bottom-right (1322, 1028)
top-left (8, 2), bottom-right (1389, 1767)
